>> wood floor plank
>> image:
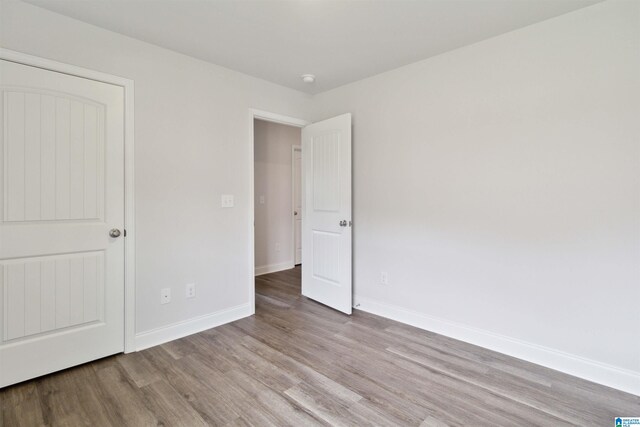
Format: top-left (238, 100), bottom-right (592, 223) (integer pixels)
top-left (420, 415), bottom-right (450, 427)
top-left (116, 351), bottom-right (163, 388)
top-left (239, 316), bottom-right (516, 426)
top-left (161, 335), bottom-right (201, 359)
top-left (92, 364), bottom-right (159, 426)
top-left (142, 346), bottom-right (242, 425)
top-left (138, 379), bottom-right (208, 426)
top-left (176, 353), bottom-right (295, 427)
top-left (222, 416), bottom-right (252, 427)
top-left (1, 266), bottom-right (638, 427)
top-left (332, 318), bottom-right (612, 425)
top-left (193, 342), bottom-right (300, 394)
top-left (225, 369), bottom-right (326, 426)
top-left (1, 395), bottom-right (45, 427)
top-left (384, 324), bottom-right (554, 386)
top-left (332, 332), bottom-right (575, 426)
top-left (238, 334), bottom-right (363, 405)
top-left (34, 364), bottom-right (115, 427)
top-left (291, 325), bottom-right (563, 426)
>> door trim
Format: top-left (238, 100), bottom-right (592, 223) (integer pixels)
top-left (291, 145), bottom-right (302, 266)
top-left (249, 109), bottom-right (308, 314)
top-left (0, 48), bottom-right (137, 353)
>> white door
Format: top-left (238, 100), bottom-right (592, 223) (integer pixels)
top-left (293, 147), bottom-right (302, 265)
top-left (301, 113), bottom-right (352, 314)
top-left (0, 60), bottom-right (125, 387)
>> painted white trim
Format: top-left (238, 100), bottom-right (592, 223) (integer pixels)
top-left (291, 145), bottom-right (302, 266)
top-left (251, 109), bottom-right (309, 128)
top-left (354, 296), bottom-right (640, 396)
top-left (0, 48), bottom-right (134, 89)
top-left (255, 261), bottom-right (295, 276)
top-left (135, 303), bottom-right (252, 351)
top-left (249, 109), bottom-right (309, 316)
top-left (123, 76), bottom-right (136, 354)
top-left (0, 48), bottom-right (137, 353)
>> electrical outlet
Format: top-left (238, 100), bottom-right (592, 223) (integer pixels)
top-left (380, 271), bottom-right (389, 285)
top-left (186, 283), bottom-right (196, 299)
top-left (259, 195), bottom-right (265, 205)
top-left (221, 194), bottom-right (234, 208)
top-left (160, 288), bottom-right (171, 304)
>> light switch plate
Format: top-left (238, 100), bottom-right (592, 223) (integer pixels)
top-left (221, 194), bottom-right (234, 208)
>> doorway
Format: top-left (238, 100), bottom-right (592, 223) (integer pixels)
top-left (253, 119), bottom-right (303, 277)
top-left (249, 109), bottom-right (353, 316)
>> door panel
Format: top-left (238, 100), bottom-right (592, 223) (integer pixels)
top-left (0, 59), bottom-right (125, 387)
top-left (4, 252), bottom-right (104, 341)
top-left (301, 114), bottom-right (352, 314)
top-left (4, 92), bottom-right (105, 222)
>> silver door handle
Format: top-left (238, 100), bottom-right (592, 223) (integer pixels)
top-left (109, 228), bottom-right (121, 238)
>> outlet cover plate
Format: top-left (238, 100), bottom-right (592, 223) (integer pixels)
top-left (161, 288), bottom-right (171, 304)
top-left (186, 283), bottom-right (196, 299)
top-left (380, 272), bottom-right (389, 285)
top-left (221, 194), bottom-right (234, 208)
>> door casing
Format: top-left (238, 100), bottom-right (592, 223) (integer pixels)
top-left (0, 48), bottom-right (136, 353)
top-left (292, 145), bottom-right (302, 265)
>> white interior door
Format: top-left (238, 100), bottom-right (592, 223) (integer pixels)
top-left (293, 147), bottom-right (302, 265)
top-left (301, 113), bottom-right (352, 314)
top-left (0, 60), bottom-right (125, 387)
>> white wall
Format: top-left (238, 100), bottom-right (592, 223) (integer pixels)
top-left (253, 119), bottom-right (301, 274)
top-left (312, 0), bottom-right (640, 393)
top-left (0, 0), bottom-right (311, 344)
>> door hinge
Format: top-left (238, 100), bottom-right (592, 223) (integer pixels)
top-left (123, 229), bottom-right (127, 237)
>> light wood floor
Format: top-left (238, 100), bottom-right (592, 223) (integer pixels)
top-left (2, 266), bottom-right (639, 426)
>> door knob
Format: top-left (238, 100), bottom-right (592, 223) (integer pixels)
top-left (294, 211), bottom-right (298, 216)
top-left (109, 228), bottom-right (121, 238)
top-left (339, 220), bottom-right (347, 227)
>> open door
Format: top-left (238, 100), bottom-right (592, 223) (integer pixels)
top-left (301, 113), bottom-right (352, 314)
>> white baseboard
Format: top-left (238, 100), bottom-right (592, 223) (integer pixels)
top-left (255, 261), bottom-right (294, 276)
top-left (135, 303), bottom-right (252, 351)
top-left (354, 296), bottom-right (640, 396)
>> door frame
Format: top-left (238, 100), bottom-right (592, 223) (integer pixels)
top-left (0, 48), bottom-right (137, 353)
top-left (249, 109), bottom-right (308, 313)
top-left (291, 145), bottom-right (302, 265)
